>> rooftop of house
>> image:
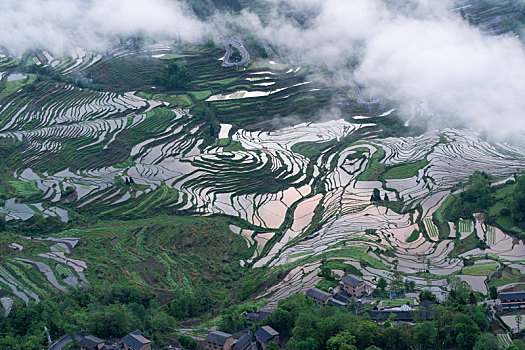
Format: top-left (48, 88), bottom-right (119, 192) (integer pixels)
top-left (369, 310), bottom-right (414, 321)
top-left (233, 334), bottom-right (251, 349)
top-left (245, 311), bottom-right (272, 322)
top-left (306, 287), bottom-right (332, 302)
top-left (206, 331), bottom-right (233, 345)
top-left (331, 299), bottom-right (347, 307)
top-left (341, 274), bottom-right (364, 288)
top-left (122, 331), bottom-right (151, 350)
top-left (255, 326), bottom-right (279, 343)
top-left (500, 292), bottom-right (525, 301)
top-left (79, 335), bottom-right (105, 349)
top-left (333, 291), bottom-right (354, 303)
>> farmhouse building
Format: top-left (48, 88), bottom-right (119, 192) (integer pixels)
top-left (340, 274), bottom-right (365, 297)
top-left (79, 335), bottom-right (105, 350)
top-left (306, 287), bottom-right (333, 307)
top-left (122, 330), bottom-right (151, 350)
top-left (206, 331), bottom-right (235, 350)
top-left (255, 326), bottom-right (279, 350)
top-left (233, 334), bottom-right (252, 350)
top-left (500, 292), bottom-right (525, 310)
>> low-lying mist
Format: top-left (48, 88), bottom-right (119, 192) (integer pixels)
top-left (2, 0), bottom-right (525, 141)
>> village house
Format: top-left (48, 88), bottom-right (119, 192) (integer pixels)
top-left (369, 309), bottom-right (415, 323)
top-left (369, 301), bottom-right (433, 323)
top-left (330, 298), bottom-right (347, 308)
top-left (244, 310), bottom-right (272, 322)
top-left (79, 335), bottom-right (105, 350)
top-left (340, 274), bottom-right (365, 297)
top-left (306, 287), bottom-right (333, 307)
top-left (233, 334), bottom-right (252, 350)
top-left (206, 331), bottom-right (235, 350)
top-left (122, 330), bottom-right (152, 350)
top-left (255, 326), bottom-right (279, 350)
top-left (499, 292), bottom-right (525, 311)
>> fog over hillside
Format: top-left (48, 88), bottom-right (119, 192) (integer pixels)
top-left (2, 0), bottom-right (525, 140)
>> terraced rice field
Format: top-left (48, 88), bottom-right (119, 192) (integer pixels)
top-left (2, 43), bottom-right (525, 306)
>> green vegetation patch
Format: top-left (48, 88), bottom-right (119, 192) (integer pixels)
top-left (321, 246), bottom-right (389, 270)
top-left (356, 145), bottom-right (386, 181)
top-left (56, 264), bottom-right (74, 277)
top-left (381, 298), bottom-right (415, 307)
top-left (407, 230), bottom-right (420, 243)
top-left (62, 215), bottom-right (251, 299)
top-left (8, 180), bottom-right (42, 198)
top-left (291, 140), bottom-right (336, 160)
top-left (322, 259), bottom-right (362, 276)
top-left (450, 231), bottom-right (480, 258)
top-left (316, 279), bottom-right (337, 292)
top-left (0, 74), bottom-right (36, 100)
top-left (381, 158), bottom-right (429, 180)
top-left (189, 90), bottom-right (212, 100)
top-left (433, 195), bottom-right (454, 238)
top-left (490, 267), bottom-right (524, 287)
top-left (223, 141), bottom-right (246, 152)
top-left (462, 262), bottom-right (499, 276)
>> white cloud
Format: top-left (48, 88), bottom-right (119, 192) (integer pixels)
top-left (234, 0), bottom-right (525, 139)
top-left (2, 0), bottom-right (525, 139)
top-left (0, 0), bottom-right (207, 55)
top-left (356, 15), bottom-right (525, 139)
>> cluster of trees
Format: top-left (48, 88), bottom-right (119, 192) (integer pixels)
top-left (0, 270), bottom-right (523, 350)
top-left (152, 61), bottom-right (191, 90)
top-left (168, 290), bottom-right (212, 320)
top-left (211, 274), bottom-right (518, 350)
top-left (240, 291), bottom-right (518, 350)
top-left (370, 188), bottom-right (388, 202)
top-left (510, 175), bottom-right (525, 225)
top-left (372, 276), bottom-right (416, 298)
top-left (445, 171), bottom-right (493, 222)
top-left (445, 171), bottom-right (525, 232)
top-left (0, 284), bottom-right (177, 349)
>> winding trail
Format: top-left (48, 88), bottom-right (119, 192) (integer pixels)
top-left (222, 39), bottom-right (250, 67)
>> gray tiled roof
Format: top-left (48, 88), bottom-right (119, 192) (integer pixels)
top-left (370, 310), bottom-right (414, 321)
top-left (341, 274), bottom-right (363, 288)
top-left (233, 334), bottom-right (251, 349)
top-left (122, 332), bottom-right (151, 350)
top-left (255, 326), bottom-right (278, 343)
top-left (500, 292), bottom-right (525, 301)
top-left (206, 331), bottom-right (233, 345)
top-left (306, 288), bottom-right (332, 302)
top-left (331, 299), bottom-right (347, 307)
top-left (79, 335), bottom-right (104, 349)
top-left (245, 311), bottom-right (272, 322)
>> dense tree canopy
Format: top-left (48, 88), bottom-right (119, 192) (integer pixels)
top-left (445, 171), bottom-right (493, 221)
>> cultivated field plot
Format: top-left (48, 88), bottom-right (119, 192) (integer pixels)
top-left (497, 333), bottom-right (512, 348)
top-left (486, 226), bottom-right (496, 246)
top-left (459, 219), bottom-right (472, 233)
top-left (424, 217), bottom-right (439, 240)
top-left (0, 236), bottom-right (85, 304)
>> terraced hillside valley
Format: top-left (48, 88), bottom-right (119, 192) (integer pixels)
top-left (1, 18), bottom-right (525, 349)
